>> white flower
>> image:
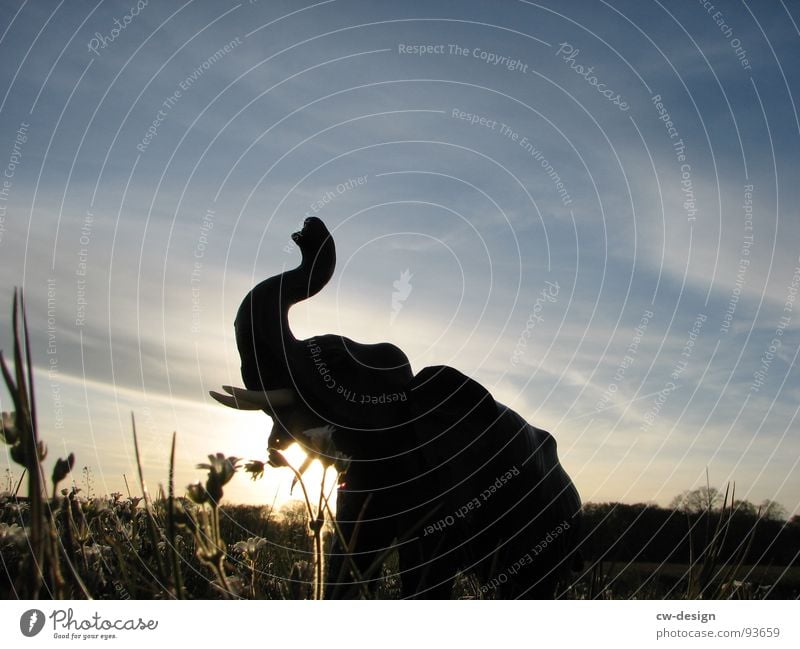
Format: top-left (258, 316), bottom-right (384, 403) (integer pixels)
top-left (232, 536), bottom-right (267, 561)
top-left (0, 522), bottom-right (26, 548)
top-left (299, 424), bottom-right (337, 459)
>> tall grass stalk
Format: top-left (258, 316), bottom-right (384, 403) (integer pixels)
top-left (165, 431), bottom-right (184, 598)
top-left (130, 413), bottom-right (168, 590)
top-left (275, 452), bottom-right (327, 599)
top-left (0, 289), bottom-right (63, 597)
top-left (685, 483), bottom-right (760, 599)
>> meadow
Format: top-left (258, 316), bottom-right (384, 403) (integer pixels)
top-left (2, 490), bottom-right (798, 600)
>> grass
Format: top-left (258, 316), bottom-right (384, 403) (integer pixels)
top-left (575, 562), bottom-right (800, 600)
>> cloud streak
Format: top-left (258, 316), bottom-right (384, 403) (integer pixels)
top-left (0, 0), bottom-right (797, 514)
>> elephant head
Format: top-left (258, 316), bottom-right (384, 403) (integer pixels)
top-left (211, 218), bottom-right (582, 598)
top-left (228, 217), bottom-right (413, 437)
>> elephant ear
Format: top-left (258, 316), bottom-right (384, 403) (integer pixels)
top-left (287, 333), bottom-right (414, 433)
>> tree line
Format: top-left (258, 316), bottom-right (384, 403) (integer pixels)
top-left (582, 488), bottom-right (798, 567)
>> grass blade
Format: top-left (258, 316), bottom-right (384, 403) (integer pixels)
top-left (166, 431), bottom-right (183, 598)
top-left (130, 412), bottom-right (169, 594)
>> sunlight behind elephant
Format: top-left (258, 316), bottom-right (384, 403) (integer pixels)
top-left (279, 442), bottom-right (340, 514)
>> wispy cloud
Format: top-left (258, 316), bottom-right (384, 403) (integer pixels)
top-left (0, 0), bottom-right (797, 513)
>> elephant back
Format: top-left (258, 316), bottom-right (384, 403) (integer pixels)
top-left (406, 365), bottom-right (582, 594)
top-left (478, 406), bottom-right (582, 586)
top-left (404, 365), bottom-right (520, 553)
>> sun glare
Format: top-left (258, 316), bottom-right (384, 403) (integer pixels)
top-left (279, 443), bottom-right (339, 512)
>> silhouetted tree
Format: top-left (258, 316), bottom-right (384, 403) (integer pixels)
top-left (758, 499), bottom-right (788, 521)
top-left (732, 499), bottom-right (757, 516)
top-left (669, 487), bottom-right (722, 513)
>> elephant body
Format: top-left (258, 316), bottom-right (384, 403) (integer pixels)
top-left (327, 365), bottom-right (582, 599)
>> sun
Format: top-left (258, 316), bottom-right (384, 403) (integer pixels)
top-left (219, 439), bottom-right (342, 509)
top-left (280, 442), bottom-right (312, 469)
top-left (208, 409), bottom-right (343, 508)
top-left (271, 442), bottom-right (340, 513)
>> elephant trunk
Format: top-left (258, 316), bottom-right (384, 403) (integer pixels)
top-left (235, 218), bottom-right (336, 391)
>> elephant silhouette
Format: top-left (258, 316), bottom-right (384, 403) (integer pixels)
top-left (211, 217), bottom-right (582, 598)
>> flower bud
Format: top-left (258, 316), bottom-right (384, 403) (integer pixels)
top-left (52, 453), bottom-right (76, 487)
top-left (0, 412), bottom-right (20, 445)
top-left (186, 482), bottom-right (208, 504)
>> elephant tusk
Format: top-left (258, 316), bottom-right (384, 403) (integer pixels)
top-left (209, 390), bottom-right (264, 410)
top-left (220, 385), bottom-right (297, 410)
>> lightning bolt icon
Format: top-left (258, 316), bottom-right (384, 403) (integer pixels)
top-left (28, 611), bottom-right (38, 632)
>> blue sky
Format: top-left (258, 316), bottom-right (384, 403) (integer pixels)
top-left (0, 0), bottom-right (798, 512)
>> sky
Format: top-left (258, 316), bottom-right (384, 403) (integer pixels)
top-left (0, 0), bottom-right (798, 513)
